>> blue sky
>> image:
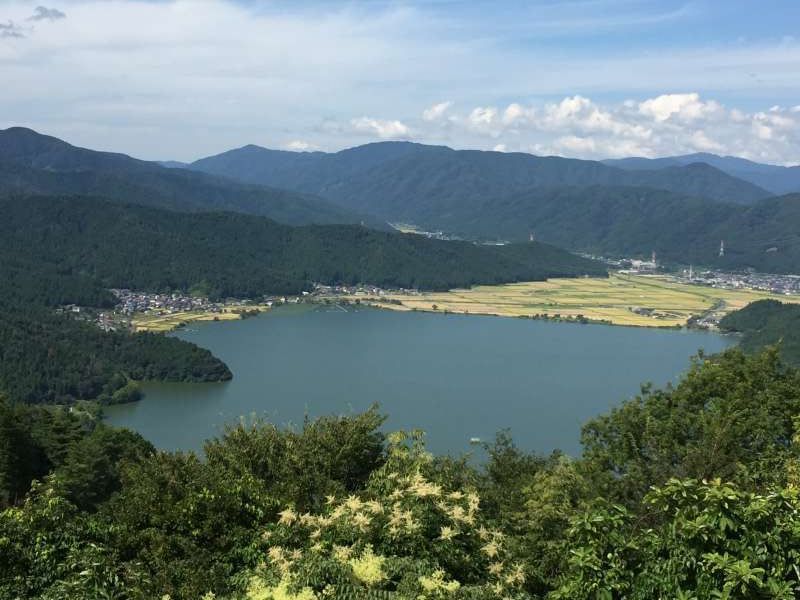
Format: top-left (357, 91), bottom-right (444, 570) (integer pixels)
top-left (1, 0), bottom-right (799, 163)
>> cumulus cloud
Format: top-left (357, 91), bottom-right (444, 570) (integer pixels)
top-left (28, 6), bottom-right (66, 22)
top-left (350, 117), bottom-right (411, 139)
top-left (407, 93), bottom-right (799, 164)
top-left (638, 93), bottom-right (722, 122)
top-left (422, 101), bottom-right (453, 122)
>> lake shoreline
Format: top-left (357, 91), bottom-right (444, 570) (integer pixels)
top-left (325, 273), bottom-right (799, 329)
top-left (105, 307), bottom-right (734, 456)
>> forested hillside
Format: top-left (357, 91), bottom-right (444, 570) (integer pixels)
top-left (719, 299), bottom-right (800, 365)
top-left (428, 187), bottom-right (800, 272)
top-left (0, 128), bottom-right (369, 227)
top-left (3, 349), bottom-right (800, 599)
top-left (188, 141), bottom-right (800, 270)
top-left (1, 195), bottom-right (605, 299)
top-left (0, 299), bottom-right (231, 405)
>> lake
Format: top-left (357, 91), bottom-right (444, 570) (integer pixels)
top-left (105, 305), bottom-right (734, 457)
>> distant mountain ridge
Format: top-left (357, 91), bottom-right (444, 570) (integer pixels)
top-left (0, 127), bottom-right (373, 227)
top-left (190, 141), bottom-right (772, 213)
top-left (188, 140), bottom-right (800, 272)
top-left (603, 152), bottom-right (800, 195)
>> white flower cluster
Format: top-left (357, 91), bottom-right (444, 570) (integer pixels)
top-left (247, 457), bottom-right (529, 600)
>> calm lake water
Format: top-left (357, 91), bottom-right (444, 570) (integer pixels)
top-left (105, 306), bottom-right (733, 457)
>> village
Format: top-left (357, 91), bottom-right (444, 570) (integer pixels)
top-left (84, 290), bottom-right (278, 332)
top-left (69, 267), bottom-right (800, 334)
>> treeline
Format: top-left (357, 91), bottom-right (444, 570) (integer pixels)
top-left (720, 299), bottom-right (800, 366)
top-left (2, 348), bottom-right (800, 599)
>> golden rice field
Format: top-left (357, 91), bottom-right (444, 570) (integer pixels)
top-left (132, 305), bottom-right (270, 332)
top-left (351, 274), bottom-right (800, 328)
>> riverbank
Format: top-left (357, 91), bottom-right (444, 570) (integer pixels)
top-left (333, 274), bottom-right (800, 328)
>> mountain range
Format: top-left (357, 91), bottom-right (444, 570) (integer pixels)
top-left (186, 140), bottom-right (800, 272)
top-left (190, 142), bottom-right (772, 215)
top-left (603, 153), bottom-right (800, 196)
top-left (0, 127), bottom-right (371, 227)
top-left (3, 127), bottom-right (800, 274)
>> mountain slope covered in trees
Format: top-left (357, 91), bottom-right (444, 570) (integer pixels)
top-left (0, 128), bottom-right (370, 226)
top-left (1, 195), bottom-right (605, 299)
top-left (428, 187), bottom-right (800, 272)
top-left (719, 299), bottom-right (800, 365)
top-left (191, 141), bottom-right (771, 209)
top-left (188, 141), bottom-right (800, 269)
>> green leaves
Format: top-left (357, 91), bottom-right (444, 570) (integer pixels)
top-left (555, 479), bottom-right (800, 599)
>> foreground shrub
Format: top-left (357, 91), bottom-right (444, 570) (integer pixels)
top-left (243, 431), bottom-right (531, 600)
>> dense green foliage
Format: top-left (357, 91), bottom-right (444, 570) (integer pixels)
top-left (720, 299), bottom-right (800, 365)
top-left (3, 349), bottom-right (800, 599)
top-left (0, 400), bottom-right (153, 508)
top-left (1, 195), bottom-right (604, 300)
top-left (0, 127), bottom-right (369, 227)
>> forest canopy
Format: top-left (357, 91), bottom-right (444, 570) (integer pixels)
top-left (2, 348), bottom-right (800, 599)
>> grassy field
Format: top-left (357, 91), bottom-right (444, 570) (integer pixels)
top-left (132, 305), bottom-right (270, 332)
top-left (347, 274), bottom-right (800, 328)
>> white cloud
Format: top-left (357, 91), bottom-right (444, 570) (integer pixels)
top-left (284, 140), bottom-right (317, 151)
top-left (422, 101), bottom-right (452, 122)
top-left (689, 130), bottom-right (723, 152)
top-left (639, 92), bottom-right (722, 121)
top-left (403, 93), bottom-right (800, 164)
top-left (350, 117), bottom-right (411, 139)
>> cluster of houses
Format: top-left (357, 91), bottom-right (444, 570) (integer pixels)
top-left (313, 284), bottom-right (390, 297)
top-left (311, 283), bottom-right (426, 298)
top-left (111, 289), bottom-right (223, 315)
top-left (677, 270), bottom-right (800, 296)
